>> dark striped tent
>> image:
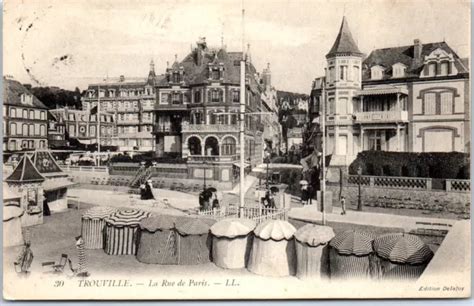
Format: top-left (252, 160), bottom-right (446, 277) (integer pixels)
top-left (104, 209), bottom-right (151, 255)
top-left (294, 224), bottom-right (335, 280)
top-left (81, 206), bottom-right (118, 249)
top-left (329, 230), bottom-right (376, 280)
top-left (174, 217), bottom-right (216, 265)
top-left (136, 215), bottom-right (178, 264)
top-left (247, 220), bottom-right (297, 277)
top-left (210, 218), bottom-right (256, 269)
top-left (373, 233), bottom-right (434, 281)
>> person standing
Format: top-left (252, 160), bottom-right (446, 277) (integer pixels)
top-left (340, 196), bottom-right (347, 215)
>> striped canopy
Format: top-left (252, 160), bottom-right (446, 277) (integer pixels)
top-left (294, 224), bottom-right (335, 247)
top-left (105, 209), bottom-right (150, 227)
top-left (140, 215), bottom-right (177, 232)
top-left (329, 230), bottom-right (375, 256)
top-left (175, 218), bottom-right (214, 235)
top-left (253, 219), bottom-right (296, 241)
top-left (82, 206), bottom-right (118, 220)
top-left (373, 233), bottom-right (434, 265)
top-left (210, 218), bottom-right (256, 238)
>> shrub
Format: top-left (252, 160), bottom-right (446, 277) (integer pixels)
top-left (349, 151), bottom-right (470, 179)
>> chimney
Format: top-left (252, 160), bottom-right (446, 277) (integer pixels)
top-left (414, 39), bottom-right (422, 62)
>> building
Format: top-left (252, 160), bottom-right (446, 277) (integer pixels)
top-left (309, 17), bottom-right (470, 166)
top-left (153, 38), bottom-right (266, 183)
top-left (49, 107), bottom-right (115, 147)
top-left (3, 77), bottom-right (49, 153)
top-left (47, 112), bottom-right (67, 148)
top-left (81, 62), bottom-right (161, 151)
top-left (260, 63), bottom-right (282, 155)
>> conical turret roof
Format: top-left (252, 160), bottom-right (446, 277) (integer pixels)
top-left (326, 17), bottom-right (362, 58)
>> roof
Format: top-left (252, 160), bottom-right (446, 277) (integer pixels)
top-left (42, 178), bottom-right (76, 191)
top-left (355, 86), bottom-right (409, 96)
top-left (362, 41), bottom-right (469, 81)
top-left (326, 17), bottom-right (363, 58)
top-left (3, 77), bottom-right (48, 109)
top-left (158, 47), bottom-right (263, 94)
top-left (31, 150), bottom-right (63, 174)
top-left (5, 154), bottom-right (46, 183)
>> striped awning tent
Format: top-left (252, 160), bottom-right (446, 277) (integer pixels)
top-left (210, 218), bottom-right (256, 239)
top-left (81, 206), bottom-right (118, 249)
top-left (136, 215), bottom-right (178, 265)
top-left (372, 233), bottom-right (434, 281)
top-left (104, 209), bottom-right (151, 255)
top-left (328, 230), bottom-right (376, 280)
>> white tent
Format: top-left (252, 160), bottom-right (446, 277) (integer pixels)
top-left (247, 219), bottom-right (297, 277)
top-left (210, 218), bottom-right (256, 269)
top-left (4, 206), bottom-right (25, 247)
top-left (294, 224), bottom-right (335, 280)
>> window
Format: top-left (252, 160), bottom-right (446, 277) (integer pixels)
top-left (23, 109), bottom-right (28, 119)
top-left (29, 124), bottom-right (34, 136)
top-left (232, 90), bottom-right (240, 103)
top-left (328, 98), bottom-right (335, 114)
top-left (329, 67), bottom-right (335, 82)
top-left (192, 112), bottom-right (202, 124)
top-left (172, 93), bottom-right (181, 104)
top-left (209, 112), bottom-right (217, 124)
top-left (172, 72), bottom-right (181, 83)
top-left (440, 92), bottom-right (453, 114)
top-left (9, 140), bottom-right (16, 151)
top-left (161, 93), bottom-right (170, 104)
top-left (371, 66), bottom-right (384, 80)
top-left (29, 110), bottom-right (34, 119)
top-left (40, 111), bottom-right (46, 120)
top-left (231, 114), bottom-right (238, 125)
top-left (194, 90), bottom-right (201, 103)
top-left (440, 62), bottom-right (449, 76)
top-left (69, 125), bottom-right (75, 136)
top-left (10, 108), bottom-right (16, 117)
top-left (368, 131), bottom-right (382, 151)
top-left (69, 114), bottom-right (74, 120)
top-left (427, 63), bottom-right (436, 76)
top-left (221, 137), bottom-right (236, 155)
top-left (211, 69), bottom-right (220, 80)
top-left (34, 124), bottom-right (40, 135)
top-left (10, 123), bottom-right (17, 135)
top-left (339, 66), bottom-right (347, 80)
top-left (353, 66), bottom-right (360, 82)
top-left (20, 94), bottom-right (32, 104)
top-left (210, 90), bottom-right (222, 103)
top-left (392, 63), bottom-right (406, 78)
top-left (424, 92), bottom-right (436, 115)
top-left (40, 125), bottom-right (46, 136)
top-left (39, 140), bottom-right (45, 149)
top-left (22, 124), bottom-right (28, 136)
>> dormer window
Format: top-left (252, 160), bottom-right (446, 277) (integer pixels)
top-left (422, 48), bottom-right (457, 77)
top-left (211, 69), bottom-right (220, 80)
top-left (108, 89), bottom-right (115, 97)
top-left (20, 94), bottom-right (33, 105)
top-left (370, 65), bottom-right (384, 80)
top-left (172, 72), bottom-right (181, 83)
top-left (392, 63), bottom-right (406, 78)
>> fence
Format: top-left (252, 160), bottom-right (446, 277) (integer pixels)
top-left (347, 175), bottom-right (470, 193)
top-left (60, 165), bottom-right (109, 173)
top-left (198, 205), bottom-right (289, 224)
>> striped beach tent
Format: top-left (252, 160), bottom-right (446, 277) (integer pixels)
top-left (373, 233), bottom-right (434, 281)
top-left (294, 224), bottom-right (335, 280)
top-left (174, 217), bottom-right (216, 265)
top-left (328, 230), bottom-right (376, 280)
top-left (247, 219), bottom-right (297, 277)
top-left (210, 218), bottom-right (256, 269)
top-left (104, 209), bottom-right (151, 255)
top-left (81, 206), bottom-right (118, 249)
top-left (136, 215), bottom-right (178, 264)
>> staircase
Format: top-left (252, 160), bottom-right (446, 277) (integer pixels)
top-left (129, 166), bottom-right (154, 188)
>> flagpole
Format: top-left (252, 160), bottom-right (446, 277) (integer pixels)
top-left (239, 1), bottom-right (246, 218)
top-left (321, 79), bottom-right (326, 225)
top-left (97, 83), bottom-right (101, 166)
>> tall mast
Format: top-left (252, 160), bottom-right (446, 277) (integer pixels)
top-left (239, 1), bottom-right (246, 217)
top-left (321, 79), bottom-right (326, 225)
top-left (97, 83), bottom-right (101, 166)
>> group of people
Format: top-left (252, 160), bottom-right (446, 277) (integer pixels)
top-left (199, 188), bottom-right (221, 211)
top-left (140, 179), bottom-right (155, 200)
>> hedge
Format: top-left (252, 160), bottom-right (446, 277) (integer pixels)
top-left (349, 151), bottom-right (470, 179)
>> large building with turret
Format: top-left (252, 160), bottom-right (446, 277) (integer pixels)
top-left (309, 17), bottom-right (470, 166)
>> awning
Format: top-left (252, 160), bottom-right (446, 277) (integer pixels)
top-left (43, 178), bottom-right (76, 192)
top-left (356, 86), bottom-right (408, 96)
top-left (233, 162), bottom-right (250, 168)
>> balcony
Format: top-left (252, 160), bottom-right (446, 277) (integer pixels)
top-left (353, 111), bottom-right (408, 124)
top-left (153, 125), bottom-right (181, 135)
top-left (116, 119), bottom-right (139, 125)
top-left (181, 123), bottom-right (239, 133)
top-left (187, 155), bottom-right (239, 163)
top-left (326, 114), bottom-right (354, 126)
top-left (155, 102), bottom-right (189, 112)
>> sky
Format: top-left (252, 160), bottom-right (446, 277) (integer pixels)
top-left (3, 0), bottom-right (471, 93)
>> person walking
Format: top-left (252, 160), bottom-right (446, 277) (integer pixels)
top-left (340, 196), bottom-right (347, 215)
top-left (300, 180), bottom-right (309, 205)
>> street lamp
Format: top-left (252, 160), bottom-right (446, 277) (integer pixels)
top-left (203, 161), bottom-right (208, 191)
top-left (357, 165), bottom-right (363, 211)
top-left (264, 150), bottom-right (271, 189)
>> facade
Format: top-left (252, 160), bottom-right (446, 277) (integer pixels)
top-left (49, 108), bottom-right (115, 147)
top-left (81, 63), bottom-right (161, 151)
top-left (260, 64), bottom-right (282, 155)
top-left (154, 38), bottom-right (267, 183)
top-left (47, 112), bottom-right (67, 148)
top-left (3, 77), bottom-right (49, 153)
top-left (309, 17), bottom-right (470, 166)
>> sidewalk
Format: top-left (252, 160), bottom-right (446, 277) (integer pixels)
top-left (288, 205), bottom-right (458, 231)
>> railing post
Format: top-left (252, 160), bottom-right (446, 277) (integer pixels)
top-left (445, 179), bottom-right (451, 192)
top-left (426, 178), bottom-right (432, 190)
top-left (369, 176), bottom-right (375, 187)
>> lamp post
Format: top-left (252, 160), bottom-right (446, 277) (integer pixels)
top-left (357, 165), bottom-right (363, 211)
top-left (264, 150), bottom-right (270, 189)
top-left (203, 161), bottom-right (208, 191)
